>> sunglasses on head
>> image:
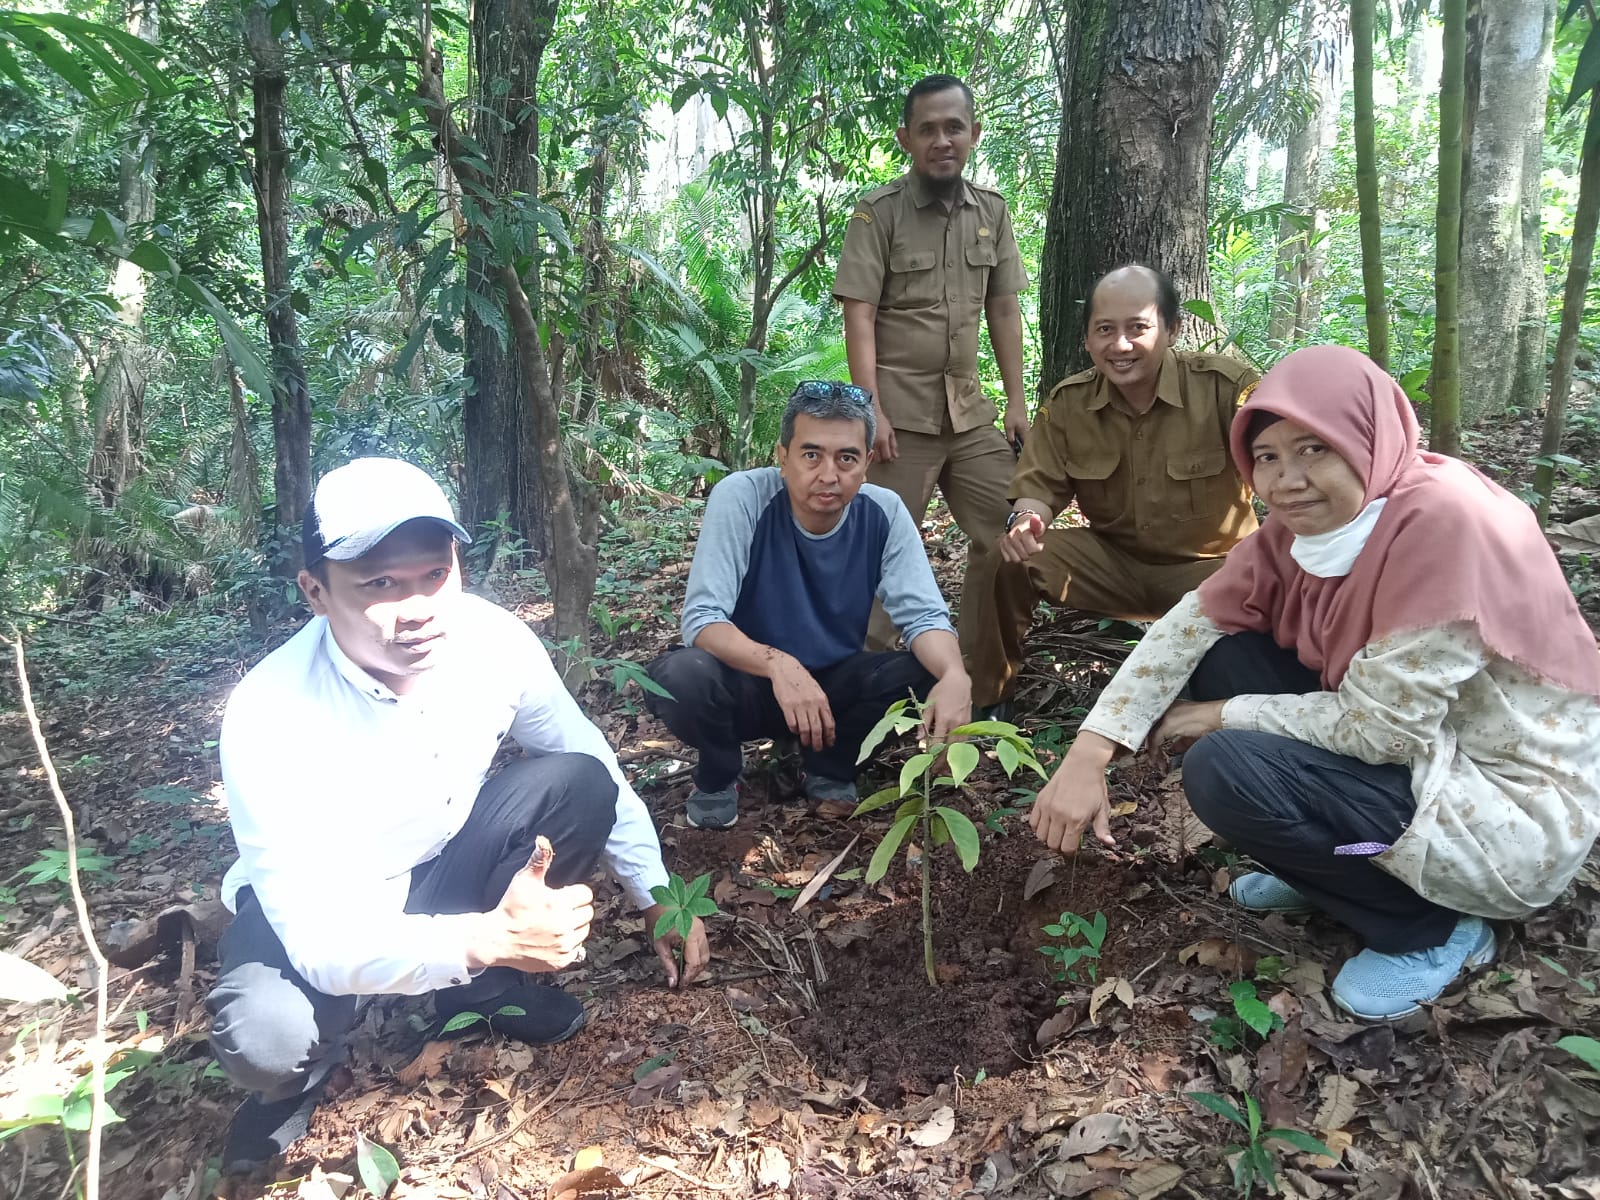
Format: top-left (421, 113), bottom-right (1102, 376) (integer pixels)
top-left (792, 380), bottom-right (870, 404)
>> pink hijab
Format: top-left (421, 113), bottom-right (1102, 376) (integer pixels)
top-left (1196, 345), bottom-right (1600, 695)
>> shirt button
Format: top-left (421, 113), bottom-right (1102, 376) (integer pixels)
top-left (1135, 477), bottom-right (1146, 485)
top-left (451, 976), bottom-right (463, 985)
top-left (946, 259), bottom-right (953, 267)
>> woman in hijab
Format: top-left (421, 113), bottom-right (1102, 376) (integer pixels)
top-left (1028, 344), bottom-right (1600, 1020)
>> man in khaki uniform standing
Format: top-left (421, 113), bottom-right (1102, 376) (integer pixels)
top-left (833, 74), bottom-right (1030, 654)
top-left (966, 265), bottom-right (1260, 710)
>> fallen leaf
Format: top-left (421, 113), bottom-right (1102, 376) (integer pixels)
top-left (626, 1062), bottom-right (683, 1107)
top-left (0, 950), bottom-right (68, 1004)
top-left (547, 1165), bottom-right (627, 1196)
top-left (1023, 858), bottom-right (1058, 901)
top-left (1312, 1075), bottom-right (1360, 1134)
top-left (1548, 514), bottom-right (1600, 552)
top-left (1308, 1128), bottom-right (1352, 1169)
top-left (816, 798), bottom-right (856, 819)
top-left (1178, 938), bottom-right (1258, 974)
top-left (1128, 1161), bottom-right (1185, 1199)
top-left (792, 834), bottom-right (859, 914)
top-left (747, 1098), bottom-right (782, 1129)
top-left (757, 1144), bottom-right (793, 1188)
top-left (1059, 1112), bottom-right (1137, 1159)
top-left (573, 1146), bottom-right (603, 1171)
top-left (907, 1105), bottom-right (956, 1147)
top-left (1037, 1004), bottom-right (1082, 1046)
top-left (1088, 977), bottom-right (1134, 1024)
top-left (725, 985), bottom-right (764, 1012)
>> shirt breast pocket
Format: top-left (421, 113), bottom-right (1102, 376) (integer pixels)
top-left (964, 241), bottom-right (997, 301)
top-left (886, 248), bottom-right (938, 306)
top-left (1065, 453), bottom-right (1119, 523)
top-left (1166, 449), bottom-right (1232, 521)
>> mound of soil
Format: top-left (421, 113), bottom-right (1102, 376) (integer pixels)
top-left (790, 835), bottom-right (1128, 1105)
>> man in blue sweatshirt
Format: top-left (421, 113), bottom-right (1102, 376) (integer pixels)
top-left (647, 381), bottom-right (973, 828)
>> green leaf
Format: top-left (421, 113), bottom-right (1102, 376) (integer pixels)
top-left (652, 911), bottom-right (674, 940)
top-left (995, 737), bottom-right (1020, 777)
top-left (851, 786), bottom-right (902, 817)
top-left (1557, 1035), bottom-right (1600, 1072)
top-left (687, 898), bottom-right (720, 918)
top-left (685, 872), bottom-right (711, 903)
top-left (946, 742), bottom-right (980, 787)
top-left (857, 699), bottom-right (910, 764)
top-left (929, 812), bottom-right (949, 847)
top-left (865, 814), bottom-right (917, 884)
top-left (899, 752), bottom-right (936, 797)
top-left (1229, 980), bottom-right (1279, 1038)
top-left (1265, 1128), bottom-right (1334, 1157)
top-left (934, 807), bottom-right (981, 871)
top-left (439, 1010), bottom-right (486, 1034)
top-left (1182, 297), bottom-right (1218, 326)
top-left (949, 720), bottom-right (1019, 737)
top-left (1245, 1093), bottom-right (1262, 1139)
top-left (355, 1131), bottom-right (401, 1197)
top-left (1564, 22), bottom-right (1600, 113)
top-left (1187, 1091), bottom-right (1247, 1128)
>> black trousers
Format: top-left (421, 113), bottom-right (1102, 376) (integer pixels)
top-left (1183, 633), bottom-right (1459, 954)
top-left (645, 647), bottom-right (935, 790)
top-left (206, 753), bottom-right (616, 1102)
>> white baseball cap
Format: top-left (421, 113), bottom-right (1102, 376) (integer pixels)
top-left (302, 457), bottom-right (471, 566)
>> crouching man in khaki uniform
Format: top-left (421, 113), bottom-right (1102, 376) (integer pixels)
top-left (966, 265), bottom-right (1260, 710)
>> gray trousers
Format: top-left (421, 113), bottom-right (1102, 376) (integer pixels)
top-left (206, 753), bottom-right (617, 1102)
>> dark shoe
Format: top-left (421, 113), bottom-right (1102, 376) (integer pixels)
top-left (686, 783), bottom-right (739, 829)
top-left (802, 774), bottom-right (858, 805)
top-left (436, 980), bottom-right (585, 1044)
top-left (222, 1088), bottom-right (321, 1174)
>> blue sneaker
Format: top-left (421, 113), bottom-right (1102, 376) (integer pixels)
top-left (1332, 916), bottom-right (1496, 1021)
top-left (1228, 872), bottom-right (1315, 915)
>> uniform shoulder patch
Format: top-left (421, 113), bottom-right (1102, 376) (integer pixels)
top-left (1046, 366), bottom-right (1099, 404)
top-left (849, 210), bottom-right (873, 224)
top-left (1185, 350), bottom-right (1254, 382)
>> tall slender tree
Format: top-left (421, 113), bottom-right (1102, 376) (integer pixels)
top-left (244, 0), bottom-right (312, 571)
top-left (1431, 0), bottom-right (1467, 455)
top-left (1351, 0), bottom-right (1389, 370)
top-left (1459, 0), bottom-right (1555, 422)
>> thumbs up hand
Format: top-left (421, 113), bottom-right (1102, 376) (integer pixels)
top-left (466, 836), bottom-right (595, 973)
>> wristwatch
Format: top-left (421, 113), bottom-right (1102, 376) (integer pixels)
top-left (1005, 508), bottom-right (1041, 532)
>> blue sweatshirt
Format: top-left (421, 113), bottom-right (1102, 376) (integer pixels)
top-left (680, 468), bottom-right (955, 670)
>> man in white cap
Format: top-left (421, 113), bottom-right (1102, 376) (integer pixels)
top-left (206, 457), bottom-right (708, 1174)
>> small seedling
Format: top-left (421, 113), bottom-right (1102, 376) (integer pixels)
top-left (1187, 1090), bottom-right (1332, 1196)
top-left (1040, 910), bottom-right (1108, 988)
top-left (14, 848), bottom-right (116, 890)
top-left (854, 697), bottom-right (1046, 986)
top-left (438, 1003), bottom-right (530, 1036)
top-left (649, 871), bottom-right (721, 943)
top-left (1209, 979), bottom-right (1285, 1050)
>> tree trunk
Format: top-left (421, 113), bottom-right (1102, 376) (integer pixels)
top-left (1269, 6), bottom-right (1330, 351)
top-left (244, 1), bottom-right (313, 572)
top-left (1351, 0), bottom-right (1390, 370)
top-left (89, 0), bottom-right (160, 510)
top-left (460, 0), bottom-right (558, 551)
top-left (1460, 0), bottom-right (1553, 423)
top-left (1038, 0), bottom-right (1225, 391)
top-left (227, 364), bottom-right (262, 545)
top-left (1533, 86), bottom-right (1600, 524)
top-left (1431, 0), bottom-right (1467, 456)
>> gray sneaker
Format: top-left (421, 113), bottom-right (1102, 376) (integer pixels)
top-left (803, 774), bottom-right (858, 805)
top-left (686, 784), bottom-right (739, 829)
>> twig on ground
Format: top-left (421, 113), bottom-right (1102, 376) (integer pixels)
top-left (1409, 1141), bottom-right (1442, 1200)
top-left (0, 796), bottom-right (54, 822)
top-left (1468, 1146), bottom-right (1512, 1200)
top-left (9, 632), bottom-right (112, 1200)
top-left (637, 1154), bottom-right (743, 1191)
top-left (1446, 1079), bottom-right (1518, 1163)
top-left (441, 1056), bottom-right (578, 1164)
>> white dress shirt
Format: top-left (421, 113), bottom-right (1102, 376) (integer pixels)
top-left (218, 593), bottom-right (669, 997)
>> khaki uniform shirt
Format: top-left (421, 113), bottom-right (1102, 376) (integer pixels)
top-left (832, 173), bottom-right (1028, 437)
top-left (1010, 350), bottom-right (1259, 563)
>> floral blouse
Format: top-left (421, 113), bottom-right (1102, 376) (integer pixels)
top-left (1081, 591), bottom-right (1600, 918)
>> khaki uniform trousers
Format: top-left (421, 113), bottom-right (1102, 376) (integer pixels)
top-left (866, 421), bottom-right (1014, 654)
top-left (965, 526), bottom-right (1229, 707)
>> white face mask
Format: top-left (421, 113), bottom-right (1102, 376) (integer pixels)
top-left (1289, 498), bottom-right (1389, 578)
